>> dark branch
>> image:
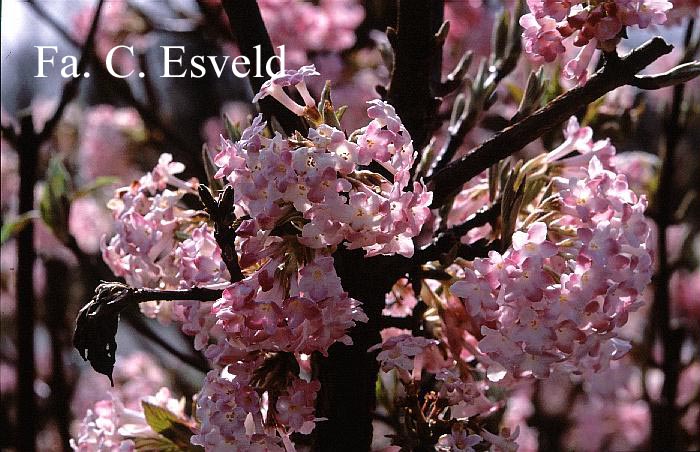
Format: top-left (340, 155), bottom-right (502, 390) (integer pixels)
top-left (121, 309), bottom-right (211, 373)
top-left (0, 122), bottom-right (18, 147)
top-left (16, 115), bottom-right (39, 452)
top-left (220, 0), bottom-right (305, 135)
top-left (425, 203), bottom-right (500, 258)
top-left (428, 37), bottom-right (674, 207)
top-left (381, 316), bottom-right (413, 330)
top-left (198, 185), bottom-right (244, 281)
top-left (648, 21), bottom-right (695, 450)
top-left (630, 61), bottom-right (700, 89)
top-left (416, 202), bottom-right (500, 264)
top-left (38, 0), bottom-right (106, 143)
top-left (74, 282), bottom-right (222, 383)
top-left (386, 0), bottom-right (443, 152)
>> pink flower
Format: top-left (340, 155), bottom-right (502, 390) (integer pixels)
top-left (275, 379), bottom-right (321, 434)
top-left (369, 334), bottom-right (439, 383)
top-left (437, 423), bottom-right (482, 452)
top-left (520, 14), bottom-right (566, 63)
top-left (252, 65), bottom-right (319, 115)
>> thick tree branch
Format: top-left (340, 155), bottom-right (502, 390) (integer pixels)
top-left (386, 0), bottom-right (443, 151)
top-left (44, 259), bottom-right (73, 450)
top-left (648, 20), bottom-right (696, 450)
top-left (428, 37), bottom-right (675, 207)
top-left (220, 0), bottom-right (305, 135)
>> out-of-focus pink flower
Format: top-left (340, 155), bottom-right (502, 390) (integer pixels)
top-left (69, 197), bottom-right (114, 254)
top-left (77, 105), bottom-right (144, 184)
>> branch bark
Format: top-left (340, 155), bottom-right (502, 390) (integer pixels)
top-left (44, 259), bottom-right (73, 451)
top-left (74, 283), bottom-right (222, 382)
top-left (314, 249), bottom-right (411, 451)
top-left (648, 21), bottom-right (695, 450)
top-left (428, 37), bottom-right (675, 208)
top-left (386, 0), bottom-right (443, 151)
top-left (220, 0), bottom-right (305, 135)
top-left (16, 115), bottom-right (39, 452)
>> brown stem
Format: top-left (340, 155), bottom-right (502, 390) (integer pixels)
top-left (386, 0), bottom-right (443, 152)
top-left (16, 116), bottom-right (39, 452)
top-left (220, 0), bottom-right (305, 135)
top-left (428, 37), bottom-right (674, 207)
top-left (313, 248), bottom-right (411, 451)
top-left (649, 45), bottom-right (692, 452)
top-left (44, 259), bottom-right (73, 451)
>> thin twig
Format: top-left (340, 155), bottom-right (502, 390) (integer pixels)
top-left (38, 0), bottom-right (106, 143)
top-left (121, 310), bottom-right (210, 373)
top-left (419, 203), bottom-right (501, 261)
top-left (428, 37), bottom-right (676, 207)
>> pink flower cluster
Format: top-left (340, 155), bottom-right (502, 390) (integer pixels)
top-left (369, 334), bottom-right (439, 383)
top-left (77, 105), bottom-right (144, 184)
top-left (452, 153), bottom-right (652, 378)
top-left (521, 0), bottom-right (673, 81)
top-left (102, 154), bottom-right (215, 291)
top-left (204, 0), bottom-right (364, 67)
top-left (208, 253), bottom-right (367, 363)
top-left (71, 388), bottom-right (186, 452)
top-left (218, 66), bottom-right (433, 258)
top-left (101, 153), bottom-right (231, 352)
top-left (192, 369), bottom-right (320, 449)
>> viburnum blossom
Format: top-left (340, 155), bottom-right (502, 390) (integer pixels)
top-left (204, 0), bottom-right (364, 67)
top-left (94, 64), bottom-right (436, 448)
top-left (217, 65), bottom-right (433, 257)
top-left (191, 370), bottom-right (283, 450)
top-left (274, 379), bottom-right (322, 434)
top-left (258, 0), bottom-right (364, 66)
top-left (450, 117), bottom-right (653, 379)
top-left (77, 105), bottom-right (144, 184)
top-left (369, 334), bottom-right (439, 383)
top-left (521, 0), bottom-right (673, 81)
top-left (70, 387), bottom-right (188, 451)
top-left (436, 423), bottom-right (482, 452)
top-left (209, 252), bottom-right (367, 362)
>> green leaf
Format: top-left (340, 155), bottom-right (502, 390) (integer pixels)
top-left (223, 114), bottom-right (242, 141)
top-left (73, 176), bottom-right (119, 198)
top-left (506, 83), bottom-right (524, 105)
top-left (39, 157), bottom-right (72, 242)
top-left (142, 402), bottom-right (202, 451)
top-left (131, 436), bottom-right (183, 452)
top-left (201, 145), bottom-right (224, 192)
top-left (0, 211), bottom-right (38, 245)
